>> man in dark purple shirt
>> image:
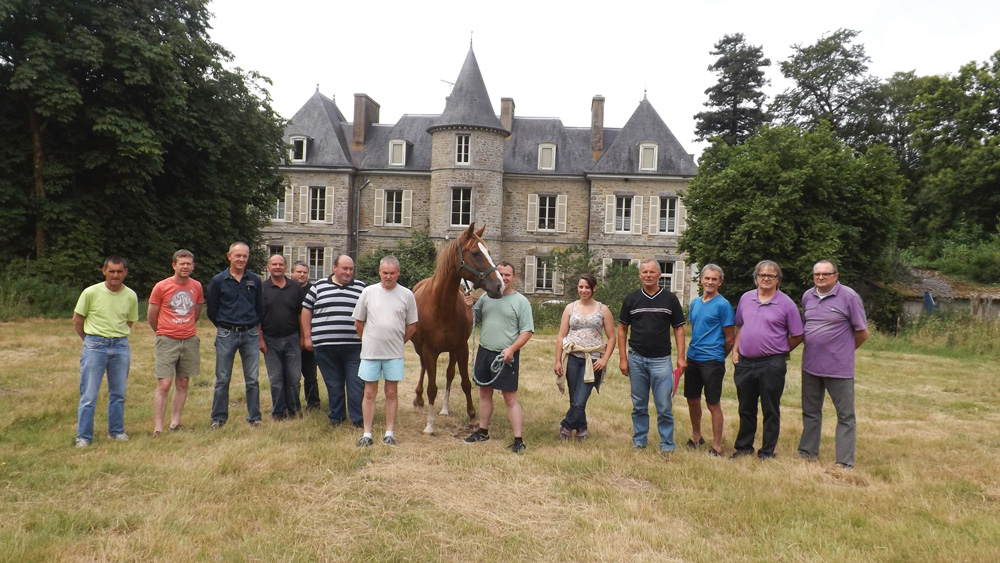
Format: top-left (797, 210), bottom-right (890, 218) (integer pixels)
top-left (798, 260), bottom-right (869, 469)
top-left (731, 260), bottom-right (803, 460)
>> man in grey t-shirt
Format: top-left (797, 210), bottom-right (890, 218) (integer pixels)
top-left (352, 255), bottom-right (418, 447)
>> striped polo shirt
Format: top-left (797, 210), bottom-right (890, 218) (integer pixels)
top-left (302, 277), bottom-right (365, 347)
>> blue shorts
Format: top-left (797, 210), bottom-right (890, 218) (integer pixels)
top-left (358, 358), bottom-right (404, 382)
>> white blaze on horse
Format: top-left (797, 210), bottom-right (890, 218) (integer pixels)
top-left (411, 223), bottom-right (504, 434)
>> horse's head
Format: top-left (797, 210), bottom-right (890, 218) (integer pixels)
top-left (456, 223), bottom-right (504, 299)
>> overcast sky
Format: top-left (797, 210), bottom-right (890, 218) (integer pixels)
top-left (207, 0), bottom-right (999, 158)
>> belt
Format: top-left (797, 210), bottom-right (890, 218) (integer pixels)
top-left (217, 322), bottom-right (256, 332)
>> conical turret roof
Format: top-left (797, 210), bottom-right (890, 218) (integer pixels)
top-left (428, 47), bottom-right (508, 135)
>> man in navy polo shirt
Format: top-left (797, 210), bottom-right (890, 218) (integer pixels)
top-left (798, 259), bottom-right (869, 468)
top-left (207, 242), bottom-right (265, 428)
top-left (731, 260), bottom-right (803, 460)
top-left (617, 259), bottom-right (687, 452)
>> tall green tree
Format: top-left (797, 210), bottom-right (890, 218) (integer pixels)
top-left (680, 124), bottom-right (904, 302)
top-left (0, 0), bottom-right (286, 292)
top-left (694, 33), bottom-right (771, 145)
top-left (911, 52), bottom-right (1000, 244)
top-left (771, 28), bottom-right (883, 148)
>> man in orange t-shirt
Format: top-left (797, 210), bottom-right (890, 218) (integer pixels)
top-left (148, 249), bottom-right (204, 435)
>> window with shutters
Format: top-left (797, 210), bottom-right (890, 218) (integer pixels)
top-left (657, 260), bottom-right (673, 289)
top-left (659, 196), bottom-right (677, 234)
top-left (268, 245), bottom-right (284, 257)
top-left (615, 196), bottom-right (633, 232)
top-left (537, 195), bottom-right (556, 231)
top-left (309, 186), bottom-right (326, 222)
top-left (385, 190), bottom-right (403, 225)
top-left (535, 256), bottom-right (555, 292)
top-left (271, 192), bottom-right (286, 221)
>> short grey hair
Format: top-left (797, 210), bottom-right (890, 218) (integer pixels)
top-left (291, 261), bottom-right (309, 271)
top-left (813, 259), bottom-right (838, 274)
top-left (379, 255), bottom-right (400, 270)
top-left (639, 259), bottom-right (661, 273)
top-left (700, 263), bottom-right (724, 282)
top-left (753, 260), bottom-right (782, 285)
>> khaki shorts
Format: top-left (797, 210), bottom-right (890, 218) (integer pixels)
top-left (155, 334), bottom-right (200, 379)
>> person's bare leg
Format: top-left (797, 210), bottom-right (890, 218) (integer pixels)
top-left (503, 391), bottom-right (523, 437)
top-left (153, 378), bottom-right (173, 433)
top-left (362, 381), bottom-right (379, 434)
top-left (384, 381), bottom-right (398, 432)
top-left (687, 397), bottom-right (703, 442)
top-left (707, 402), bottom-right (724, 453)
top-left (478, 386), bottom-right (494, 430)
top-left (170, 376), bottom-right (188, 428)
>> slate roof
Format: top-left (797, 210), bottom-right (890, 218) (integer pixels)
top-left (503, 118), bottom-right (619, 175)
top-left (285, 90), bottom-right (354, 167)
top-left (590, 98), bottom-right (697, 176)
top-left (354, 115), bottom-right (436, 171)
top-left (428, 48), bottom-right (508, 135)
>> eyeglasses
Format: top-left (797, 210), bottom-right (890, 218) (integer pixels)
top-left (756, 273), bottom-right (778, 280)
top-left (813, 272), bottom-right (837, 278)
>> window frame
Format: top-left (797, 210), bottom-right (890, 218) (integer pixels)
top-left (639, 142), bottom-right (658, 171)
top-left (384, 189), bottom-right (404, 225)
top-left (290, 136), bottom-right (307, 163)
top-left (389, 139), bottom-right (406, 166)
top-left (271, 192), bottom-right (286, 222)
top-left (534, 256), bottom-right (555, 293)
top-left (309, 186), bottom-right (327, 222)
top-left (450, 187), bottom-right (472, 227)
top-left (614, 195), bottom-right (633, 233)
top-left (657, 260), bottom-right (674, 290)
top-left (537, 195), bottom-right (557, 231)
top-left (308, 248), bottom-right (325, 280)
top-left (658, 196), bottom-right (677, 234)
top-left (455, 134), bottom-right (471, 165)
top-left (537, 143), bottom-right (556, 171)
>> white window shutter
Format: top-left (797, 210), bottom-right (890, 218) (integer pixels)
top-left (630, 258), bottom-right (641, 267)
top-left (601, 258), bottom-right (612, 279)
top-left (324, 187), bottom-right (334, 224)
top-left (604, 195), bottom-right (615, 234)
top-left (298, 247), bottom-right (307, 266)
top-left (373, 189), bottom-right (384, 227)
top-left (556, 194), bottom-right (567, 233)
top-left (553, 266), bottom-right (564, 295)
top-left (283, 247), bottom-right (293, 270)
top-left (402, 190), bottom-right (412, 227)
top-left (284, 186), bottom-right (294, 221)
top-left (648, 196), bottom-right (660, 235)
top-left (632, 196), bottom-right (643, 235)
top-left (678, 197), bottom-right (687, 232)
top-left (673, 261), bottom-right (686, 292)
top-left (526, 194), bottom-right (538, 232)
top-left (324, 247), bottom-right (333, 277)
top-left (299, 186), bottom-right (309, 223)
top-left (524, 256), bottom-right (536, 294)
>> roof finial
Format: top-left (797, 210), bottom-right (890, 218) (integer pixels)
top-left (316, 83), bottom-right (320, 93)
top-left (470, 31), bottom-right (473, 49)
top-left (643, 85), bottom-right (647, 100)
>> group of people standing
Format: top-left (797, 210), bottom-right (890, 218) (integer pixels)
top-left (72, 248), bottom-right (867, 467)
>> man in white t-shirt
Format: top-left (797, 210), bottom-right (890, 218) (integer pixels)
top-left (352, 255), bottom-right (418, 447)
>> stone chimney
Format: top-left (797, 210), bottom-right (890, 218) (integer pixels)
top-left (352, 93), bottom-right (380, 147)
top-left (500, 97), bottom-right (515, 133)
top-left (591, 95), bottom-right (605, 159)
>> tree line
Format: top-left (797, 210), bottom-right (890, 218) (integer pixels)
top-left (684, 30), bottom-right (1000, 326)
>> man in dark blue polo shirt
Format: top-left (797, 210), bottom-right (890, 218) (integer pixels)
top-left (207, 242), bottom-right (265, 428)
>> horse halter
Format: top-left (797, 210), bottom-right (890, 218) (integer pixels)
top-left (455, 241), bottom-right (498, 289)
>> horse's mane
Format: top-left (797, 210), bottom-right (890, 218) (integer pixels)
top-left (431, 233), bottom-right (465, 283)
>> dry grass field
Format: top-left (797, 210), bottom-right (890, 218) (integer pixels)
top-left (1, 318), bottom-right (999, 561)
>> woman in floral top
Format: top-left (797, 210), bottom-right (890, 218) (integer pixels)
top-left (553, 274), bottom-right (617, 442)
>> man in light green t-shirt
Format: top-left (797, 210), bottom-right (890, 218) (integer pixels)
top-left (463, 262), bottom-right (534, 453)
top-left (72, 256), bottom-right (139, 447)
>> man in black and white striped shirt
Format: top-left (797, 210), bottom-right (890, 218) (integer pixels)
top-left (300, 255), bottom-right (365, 427)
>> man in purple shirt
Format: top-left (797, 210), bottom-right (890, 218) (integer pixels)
top-left (798, 260), bottom-right (869, 469)
top-left (731, 260), bottom-right (803, 460)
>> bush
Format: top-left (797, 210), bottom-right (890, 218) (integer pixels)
top-left (0, 264), bottom-right (82, 320)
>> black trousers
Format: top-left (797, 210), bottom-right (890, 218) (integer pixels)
top-left (301, 348), bottom-right (320, 408)
top-left (733, 354), bottom-right (786, 456)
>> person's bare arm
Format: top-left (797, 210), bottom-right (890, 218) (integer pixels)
top-left (553, 304), bottom-right (572, 376)
top-left (593, 305), bottom-right (617, 373)
top-left (732, 326), bottom-right (741, 365)
top-left (501, 331), bottom-right (533, 363)
top-left (147, 304), bottom-right (160, 333)
top-left (404, 322), bottom-right (417, 343)
top-left (673, 325), bottom-right (687, 372)
top-left (300, 309), bottom-right (313, 351)
top-left (355, 320), bottom-right (365, 339)
top-left (73, 313), bottom-right (86, 340)
top-left (788, 334), bottom-right (804, 351)
top-left (617, 323), bottom-right (630, 376)
top-left (722, 325), bottom-right (735, 358)
top-left (855, 328), bottom-right (870, 349)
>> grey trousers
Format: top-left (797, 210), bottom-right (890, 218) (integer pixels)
top-left (798, 371), bottom-right (856, 467)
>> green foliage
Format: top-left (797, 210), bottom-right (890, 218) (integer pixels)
top-left (355, 231), bottom-right (438, 289)
top-left (771, 28), bottom-right (884, 149)
top-left (694, 33), bottom-right (771, 145)
top-left (0, 263), bottom-right (81, 320)
top-left (928, 228), bottom-right (1000, 284)
top-left (910, 52), bottom-right (1000, 245)
top-left (867, 311), bottom-right (1000, 359)
top-left (680, 123), bottom-right (905, 303)
top-left (0, 0), bottom-right (287, 296)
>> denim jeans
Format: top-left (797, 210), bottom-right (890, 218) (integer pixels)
top-left (628, 350), bottom-right (675, 451)
top-left (211, 327), bottom-right (261, 424)
top-left (561, 355), bottom-right (598, 432)
top-left (263, 333), bottom-right (302, 417)
top-left (78, 335), bottom-right (130, 441)
top-left (314, 344), bottom-right (363, 425)
top-left (300, 347), bottom-right (320, 409)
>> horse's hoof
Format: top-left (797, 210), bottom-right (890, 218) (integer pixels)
top-left (423, 425), bottom-right (435, 435)
top-left (413, 398), bottom-right (424, 408)
top-left (439, 407), bottom-right (450, 416)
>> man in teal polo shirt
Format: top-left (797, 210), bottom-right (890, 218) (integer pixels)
top-left (72, 256), bottom-right (139, 447)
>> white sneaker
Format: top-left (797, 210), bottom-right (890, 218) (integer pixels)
top-left (74, 438), bottom-right (90, 448)
top-left (108, 433), bottom-right (130, 441)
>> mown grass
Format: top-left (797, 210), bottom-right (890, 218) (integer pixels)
top-left (1, 318), bottom-right (999, 561)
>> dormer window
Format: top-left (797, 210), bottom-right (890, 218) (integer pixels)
top-left (639, 142), bottom-right (657, 171)
top-left (290, 136), bottom-right (308, 163)
top-left (389, 139), bottom-right (406, 166)
top-left (538, 143), bottom-right (556, 170)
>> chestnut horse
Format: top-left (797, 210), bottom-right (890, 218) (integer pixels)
top-left (411, 223), bottom-right (505, 434)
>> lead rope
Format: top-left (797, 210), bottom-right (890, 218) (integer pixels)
top-left (464, 280), bottom-right (507, 387)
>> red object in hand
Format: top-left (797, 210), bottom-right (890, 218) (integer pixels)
top-left (671, 367), bottom-right (683, 397)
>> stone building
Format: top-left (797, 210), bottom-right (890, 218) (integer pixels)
top-left (263, 47), bottom-right (698, 302)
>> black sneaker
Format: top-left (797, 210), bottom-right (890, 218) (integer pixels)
top-left (464, 429), bottom-right (490, 443)
top-left (509, 441), bottom-right (526, 454)
top-left (709, 448), bottom-right (723, 457)
top-left (757, 451), bottom-right (776, 460)
top-left (686, 437), bottom-right (705, 449)
top-left (730, 449), bottom-right (754, 459)
top-left (382, 435), bottom-right (397, 446)
top-left (357, 436), bottom-right (374, 447)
